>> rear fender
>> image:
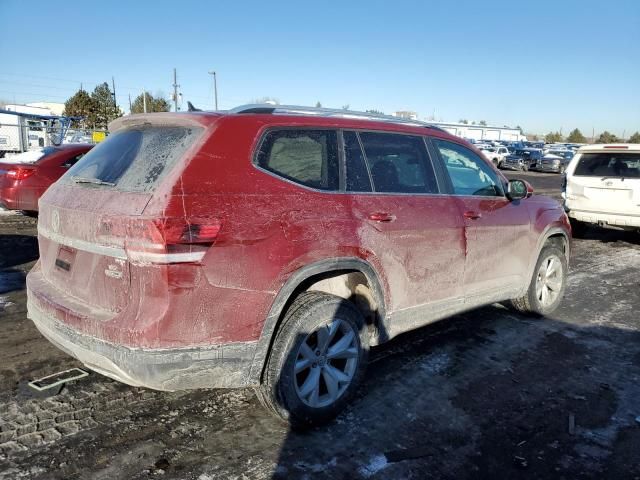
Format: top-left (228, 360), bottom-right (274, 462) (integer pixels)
top-left (248, 257), bottom-right (386, 384)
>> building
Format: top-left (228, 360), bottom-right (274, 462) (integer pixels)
top-left (393, 111), bottom-right (418, 120)
top-left (430, 121), bottom-right (525, 142)
top-left (3, 102), bottom-right (65, 116)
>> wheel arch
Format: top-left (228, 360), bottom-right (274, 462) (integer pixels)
top-left (247, 257), bottom-right (387, 384)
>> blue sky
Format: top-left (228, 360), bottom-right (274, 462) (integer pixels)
top-left (1, 0), bottom-right (638, 136)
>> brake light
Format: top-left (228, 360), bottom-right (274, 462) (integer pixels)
top-left (6, 167), bottom-right (36, 180)
top-left (603, 145), bottom-right (628, 149)
top-left (98, 217), bottom-right (222, 264)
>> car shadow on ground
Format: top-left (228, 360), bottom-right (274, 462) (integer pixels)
top-left (265, 308), bottom-right (640, 480)
top-left (0, 234), bottom-right (39, 268)
top-left (575, 227), bottom-right (639, 246)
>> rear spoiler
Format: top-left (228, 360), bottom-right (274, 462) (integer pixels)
top-left (108, 112), bottom-right (219, 133)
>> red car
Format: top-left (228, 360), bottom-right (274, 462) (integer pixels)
top-left (0, 144), bottom-right (93, 213)
top-left (26, 106), bottom-right (570, 427)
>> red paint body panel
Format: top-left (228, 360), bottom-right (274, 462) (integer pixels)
top-left (0, 144), bottom-right (93, 211)
top-left (26, 112), bottom-right (571, 388)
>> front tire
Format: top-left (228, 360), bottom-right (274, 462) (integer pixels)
top-left (256, 291), bottom-right (369, 429)
top-left (509, 245), bottom-right (567, 316)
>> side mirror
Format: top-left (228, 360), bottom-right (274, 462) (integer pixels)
top-left (507, 179), bottom-right (533, 200)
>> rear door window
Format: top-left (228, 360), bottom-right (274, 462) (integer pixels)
top-left (256, 129), bottom-right (339, 190)
top-left (574, 153), bottom-right (640, 178)
top-left (61, 126), bottom-right (202, 192)
top-left (358, 132), bottom-right (438, 194)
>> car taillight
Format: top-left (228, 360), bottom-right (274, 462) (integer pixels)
top-left (6, 167), bottom-right (36, 180)
top-left (126, 217), bottom-right (221, 264)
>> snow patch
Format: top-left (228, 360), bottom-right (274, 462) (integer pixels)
top-left (358, 454), bottom-right (388, 478)
top-left (0, 296), bottom-right (14, 309)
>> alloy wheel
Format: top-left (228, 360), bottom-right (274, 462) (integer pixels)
top-left (535, 255), bottom-right (563, 307)
top-left (294, 318), bottom-right (359, 408)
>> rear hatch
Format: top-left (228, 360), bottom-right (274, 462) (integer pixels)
top-left (566, 149), bottom-right (640, 216)
top-left (37, 122), bottom-right (204, 313)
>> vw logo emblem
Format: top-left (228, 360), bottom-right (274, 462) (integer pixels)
top-left (51, 209), bottom-right (60, 233)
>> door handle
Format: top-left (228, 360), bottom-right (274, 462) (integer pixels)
top-left (463, 211), bottom-right (482, 220)
top-left (368, 212), bottom-right (395, 222)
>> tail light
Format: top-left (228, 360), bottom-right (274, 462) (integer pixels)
top-left (98, 217), bottom-right (221, 264)
top-left (6, 167), bottom-right (36, 180)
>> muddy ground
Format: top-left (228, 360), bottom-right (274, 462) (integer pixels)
top-left (1, 171), bottom-right (639, 479)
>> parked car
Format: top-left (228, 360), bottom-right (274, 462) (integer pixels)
top-left (0, 144), bottom-right (92, 213)
top-left (563, 143), bottom-right (640, 235)
top-left (501, 148), bottom-right (543, 171)
top-left (26, 106), bottom-right (570, 428)
top-left (480, 146), bottom-right (510, 167)
top-left (533, 150), bottom-right (574, 173)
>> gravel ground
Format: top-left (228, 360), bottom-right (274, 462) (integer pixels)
top-left (1, 172), bottom-right (639, 479)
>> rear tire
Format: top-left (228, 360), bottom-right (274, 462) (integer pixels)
top-left (509, 245), bottom-right (567, 316)
top-left (256, 291), bottom-right (369, 429)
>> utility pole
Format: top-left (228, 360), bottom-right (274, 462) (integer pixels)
top-left (128, 94), bottom-right (132, 112)
top-left (111, 76), bottom-right (117, 111)
top-left (208, 70), bottom-right (218, 110)
top-left (172, 68), bottom-right (180, 112)
top-left (142, 88), bottom-right (147, 113)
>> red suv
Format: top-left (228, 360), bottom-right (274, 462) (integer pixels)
top-left (0, 144), bottom-right (93, 213)
top-left (26, 106), bottom-right (570, 427)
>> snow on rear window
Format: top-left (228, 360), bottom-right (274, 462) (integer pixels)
top-left (61, 126), bottom-right (202, 192)
top-left (1, 147), bottom-right (56, 164)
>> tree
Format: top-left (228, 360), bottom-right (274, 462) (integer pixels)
top-left (595, 131), bottom-right (620, 143)
top-left (545, 131), bottom-right (564, 143)
top-left (566, 128), bottom-right (587, 143)
top-left (516, 125), bottom-right (523, 132)
top-left (90, 82), bottom-right (122, 129)
top-left (366, 109), bottom-right (385, 115)
top-left (63, 89), bottom-right (97, 128)
top-left (131, 92), bottom-right (171, 114)
top-left (628, 132), bottom-right (640, 143)
top-left (479, 120), bottom-right (487, 126)
top-left (315, 101), bottom-right (322, 108)
top-left (458, 119), bottom-right (468, 124)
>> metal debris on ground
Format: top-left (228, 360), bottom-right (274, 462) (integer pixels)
top-left (28, 367), bottom-right (89, 393)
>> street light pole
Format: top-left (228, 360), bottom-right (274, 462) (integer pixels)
top-left (208, 71), bottom-right (218, 110)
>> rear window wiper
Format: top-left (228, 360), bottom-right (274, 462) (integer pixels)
top-left (600, 176), bottom-right (624, 182)
top-left (71, 176), bottom-right (115, 187)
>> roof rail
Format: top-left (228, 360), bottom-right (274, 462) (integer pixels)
top-left (228, 104), bottom-right (446, 131)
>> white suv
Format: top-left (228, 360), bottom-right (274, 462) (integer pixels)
top-left (563, 144), bottom-right (640, 234)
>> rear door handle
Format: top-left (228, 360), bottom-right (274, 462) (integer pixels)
top-left (463, 211), bottom-right (482, 220)
top-left (368, 212), bottom-right (395, 222)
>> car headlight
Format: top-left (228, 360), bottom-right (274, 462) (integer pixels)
top-left (553, 160), bottom-right (561, 165)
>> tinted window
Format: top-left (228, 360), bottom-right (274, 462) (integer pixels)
top-left (257, 130), bottom-right (339, 190)
top-left (343, 131), bottom-right (372, 192)
top-left (359, 132), bottom-right (437, 194)
top-left (62, 126), bottom-right (202, 192)
top-left (435, 139), bottom-right (504, 196)
top-left (574, 153), bottom-right (640, 178)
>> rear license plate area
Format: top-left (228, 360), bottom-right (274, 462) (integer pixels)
top-left (55, 246), bottom-right (76, 272)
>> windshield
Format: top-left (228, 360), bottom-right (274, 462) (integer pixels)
top-left (61, 126), bottom-right (203, 192)
top-left (574, 152), bottom-right (640, 178)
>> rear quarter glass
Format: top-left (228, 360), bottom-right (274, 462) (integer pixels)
top-left (60, 126), bottom-right (203, 192)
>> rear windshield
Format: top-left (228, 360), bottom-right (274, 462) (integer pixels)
top-left (574, 152), bottom-right (640, 178)
top-left (61, 126), bottom-right (202, 192)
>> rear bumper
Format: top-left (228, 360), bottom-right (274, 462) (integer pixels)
top-left (566, 208), bottom-right (640, 229)
top-left (27, 293), bottom-right (258, 391)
